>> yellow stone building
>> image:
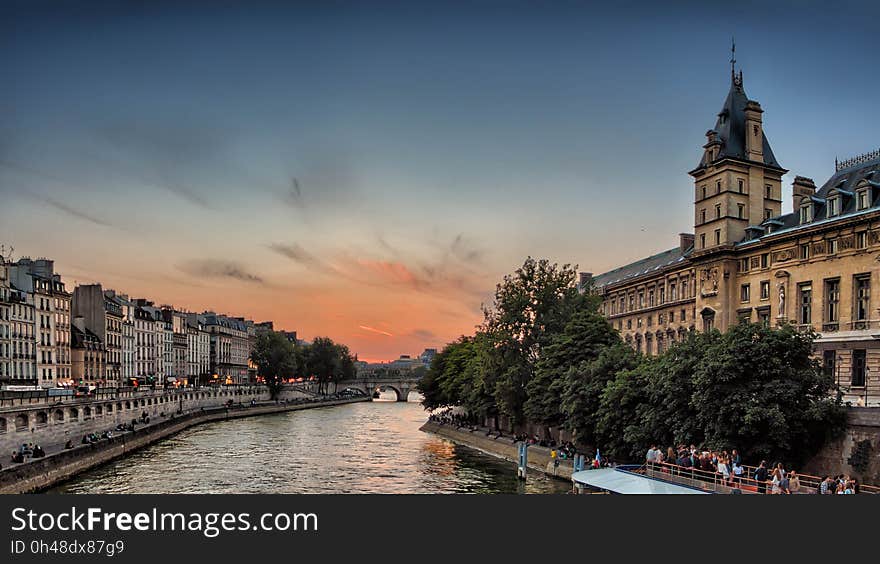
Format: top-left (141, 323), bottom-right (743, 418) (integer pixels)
top-left (587, 67), bottom-right (880, 406)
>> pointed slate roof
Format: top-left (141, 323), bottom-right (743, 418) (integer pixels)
top-left (696, 72), bottom-right (783, 171)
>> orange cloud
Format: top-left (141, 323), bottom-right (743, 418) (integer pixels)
top-left (358, 325), bottom-right (394, 337)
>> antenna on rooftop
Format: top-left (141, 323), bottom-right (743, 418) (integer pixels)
top-left (730, 36), bottom-right (736, 81)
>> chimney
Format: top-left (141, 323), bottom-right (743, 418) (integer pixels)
top-left (578, 272), bottom-right (593, 292)
top-left (679, 233), bottom-right (695, 253)
top-left (744, 100), bottom-right (764, 162)
top-left (792, 176), bottom-right (816, 213)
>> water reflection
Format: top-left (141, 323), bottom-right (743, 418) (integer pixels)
top-left (50, 400), bottom-right (569, 494)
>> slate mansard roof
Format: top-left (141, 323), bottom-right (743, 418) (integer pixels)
top-left (592, 246), bottom-right (692, 290)
top-left (695, 73), bottom-right (783, 172)
top-left (742, 152), bottom-right (880, 244)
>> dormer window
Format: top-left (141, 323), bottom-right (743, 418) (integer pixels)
top-left (799, 200), bottom-right (812, 224)
top-left (857, 189), bottom-right (869, 210)
top-left (827, 196), bottom-right (839, 217)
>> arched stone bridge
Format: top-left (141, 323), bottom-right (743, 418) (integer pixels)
top-left (336, 375), bottom-right (422, 402)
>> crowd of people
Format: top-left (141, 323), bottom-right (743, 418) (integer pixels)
top-left (9, 443), bottom-right (46, 465)
top-left (645, 444), bottom-right (862, 494)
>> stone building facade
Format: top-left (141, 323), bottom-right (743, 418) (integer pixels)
top-left (589, 68), bottom-right (880, 406)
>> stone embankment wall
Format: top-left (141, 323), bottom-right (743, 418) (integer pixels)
top-left (0, 386), bottom-right (287, 455)
top-left (804, 407), bottom-right (880, 483)
top-left (0, 395), bottom-right (368, 494)
top-left (420, 421), bottom-right (574, 481)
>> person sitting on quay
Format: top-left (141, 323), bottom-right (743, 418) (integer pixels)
top-left (32, 445), bottom-right (45, 458)
top-left (65, 440), bottom-right (74, 450)
top-left (11, 450), bottom-right (25, 464)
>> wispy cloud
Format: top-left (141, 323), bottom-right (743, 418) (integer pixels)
top-left (177, 259), bottom-right (264, 284)
top-left (359, 325), bottom-right (394, 337)
top-left (40, 196), bottom-right (115, 227)
top-left (266, 242), bottom-right (346, 279)
top-left (409, 328), bottom-right (436, 340)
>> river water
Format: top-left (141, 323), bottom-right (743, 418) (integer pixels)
top-left (49, 398), bottom-right (570, 494)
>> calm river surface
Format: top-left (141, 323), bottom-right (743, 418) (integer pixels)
top-left (49, 398), bottom-right (570, 494)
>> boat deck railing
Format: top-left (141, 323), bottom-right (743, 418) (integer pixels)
top-left (635, 462), bottom-right (878, 494)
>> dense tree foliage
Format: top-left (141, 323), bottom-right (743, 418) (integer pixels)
top-left (479, 257), bottom-right (584, 425)
top-left (420, 256), bottom-right (846, 466)
top-left (250, 331), bottom-right (300, 399)
top-left (525, 308), bottom-right (619, 427)
top-left (305, 337), bottom-right (357, 395)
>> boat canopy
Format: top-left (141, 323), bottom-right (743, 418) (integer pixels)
top-left (571, 467), bottom-right (709, 495)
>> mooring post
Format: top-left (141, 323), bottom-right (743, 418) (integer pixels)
top-left (517, 441), bottom-right (528, 480)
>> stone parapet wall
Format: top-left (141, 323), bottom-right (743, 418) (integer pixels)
top-left (803, 407), bottom-right (880, 483)
top-left (0, 386), bottom-right (278, 456)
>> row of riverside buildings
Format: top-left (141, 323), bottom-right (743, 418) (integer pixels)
top-left (584, 64), bottom-right (880, 406)
top-left (0, 257), bottom-right (290, 389)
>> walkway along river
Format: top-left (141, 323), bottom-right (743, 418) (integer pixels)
top-left (49, 399), bottom-right (570, 494)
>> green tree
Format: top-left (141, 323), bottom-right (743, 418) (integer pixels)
top-left (561, 342), bottom-right (639, 448)
top-left (250, 331), bottom-right (299, 399)
top-left (525, 308), bottom-right (619, 428)
top-left (690, 323), bottom-right (845, 466)
top-left (304, 337), bottom-right (357, 395)
top-left (480, 257), bottom-right (582, 425)
top-left (594, 361), bottom-right (652, 460)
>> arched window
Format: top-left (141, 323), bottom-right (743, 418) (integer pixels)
top-left (0, 417), bottom-right (6, 434)
top-left (36, 412), bottom-right (48, 426)
top-left (84, 406), bottom-right (92, 419)
top-left (54, 409), bottom-right (64, 422)
top-left (15, 413), bottom-right (29, 431)
top-left (69, 408), bottom-right (79, 421)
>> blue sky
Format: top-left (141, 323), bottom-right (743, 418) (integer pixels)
top-left (1, 0), bottom-right (877, 359)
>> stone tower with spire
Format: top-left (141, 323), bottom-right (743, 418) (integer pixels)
top-left (689, 51), bottom-right (788, 255)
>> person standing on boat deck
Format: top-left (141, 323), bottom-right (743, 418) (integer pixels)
top-left (717, 456), bottom-right (731, 484)
top-left (645, 445), bottom-right (658, 464)
top-left (754, 461), bottom-right (769, 494)
top-left (666, 447), bottom-right (675, 465)
top-left (788, 471), bottom-right (800, 494)
top-left (732, 461), bottom-right (744, 484)
top-left (731, 449), bottom-right (742, 467)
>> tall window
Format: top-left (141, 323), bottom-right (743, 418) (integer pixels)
top-left (670, 283), bottom-right (677, 301)
top-left (738, 179), bottom-right (744, 193)
top-left (855, 275), bottom-right (870, 322)
top-left (715, 204), bottom-right (721, 219)
top-left (823, 350), bottom-right (836, 378)
top-left (764, 208), bottom-right (772, 219)
top-left (701, 209), bottom-right (706, 224)
top-left (701, 186), bottom-right (706, 199)
top-left (714, 230), bottom-right (721, 245)
top-left (702, 313), bottom-right (715, 333)
top-left (740, 284), bottom-right (751, 302)
top-left (648, 290), bottom-right (654, 307)
top-left (716, 180), bottom-right (721, 194)
top-left (761, 253), bottom-right (769, 268)
top-left (827, 196), bottom-right (839, 216)
top-left (828, 238), bottom-right (838, 254)
top-left (800, 244), bottom-right (810, 260)
top-left (799, 283), bottom-right (812, 325)
top-left (856, 231), bottom-right (867, 249)
top-left (700, 234), bottom-right (706, 249)
top-left (857, 189), bottom-right (869, 210)
top-left (738, 203), bottom-right (745, 219)
top-left (799, 203), bottom-right (812, 224)
top-left (825, 278), bottom-right (840, 323)
top-left (760, 280), bottom-right (770, 300)
top-left (851, 350), bottom-right (866, 387)
top-left (765, 184), bottom-right (772, 199)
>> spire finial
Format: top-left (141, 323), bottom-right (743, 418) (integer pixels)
top-left (730, 36), bottom-right (736, 81)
